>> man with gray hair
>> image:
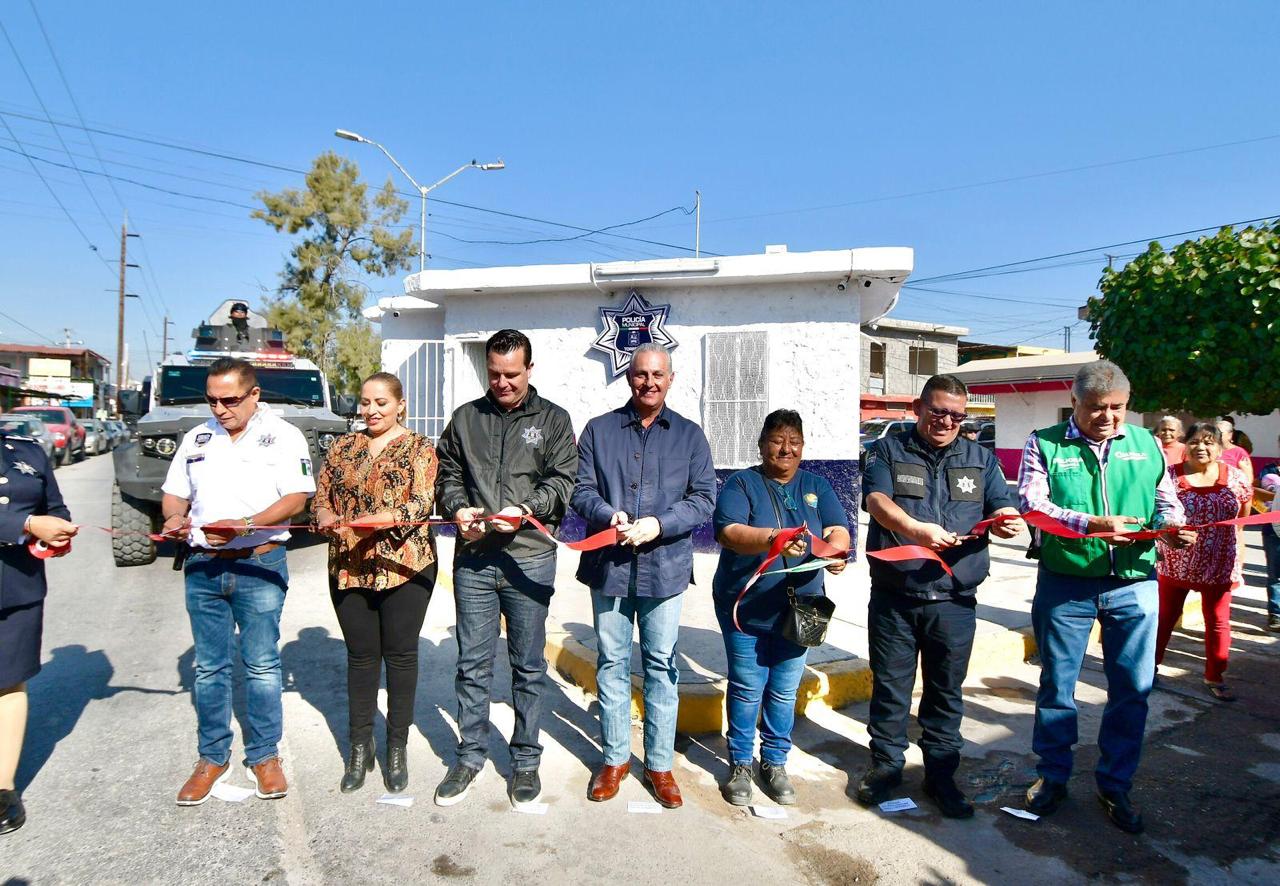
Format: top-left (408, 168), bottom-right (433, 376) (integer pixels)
top-left (571, 343), bottom-right (716, 808)
top-left (1017, 359), bottom-right (1195, 834)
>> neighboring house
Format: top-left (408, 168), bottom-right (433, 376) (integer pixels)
top-left (859, 317), bottom-right (993, 418)
top-left (950, 349), bottom-right (1280, 479)
top-left (368, 245), bottom-right (914, 546)
top-left (0, 344), bottom-right (113, 418)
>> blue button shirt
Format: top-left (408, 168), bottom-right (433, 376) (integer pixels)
top-left (712, 466), bottom-right (849, 635)
top-left (572, 402), bottom-right (716, 598)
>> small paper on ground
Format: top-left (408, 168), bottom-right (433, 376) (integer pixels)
top-left (1000, 806), bottom-right (1040, 821)
top-left (878, 797), bottom-right (917, 813)
top-left (751, 805), bottom-right (788, 820)
top-left (627, 801), bottom-right (663, 814)
top-left (210, 781), bottom-right (255, 803)
top-left (376, 794), bottom-right (414, 807)
top-left (512, 801), bottom-right (549, 815)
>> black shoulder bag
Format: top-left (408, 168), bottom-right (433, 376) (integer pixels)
top-left (764, 476), bottom-right (835, 648)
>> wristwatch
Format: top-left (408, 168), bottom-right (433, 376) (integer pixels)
top-left (236, 517), bottom-right (255, 538)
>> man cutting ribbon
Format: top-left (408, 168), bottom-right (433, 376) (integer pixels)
top-left (857, 374), bottom-right (1023, 818)
top-left (1018, 360), bottom-right (1195, 834)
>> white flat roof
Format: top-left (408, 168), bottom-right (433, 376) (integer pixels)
top-left (864, 316), bottom-right (969, 337)
top-left (948, 351), bottom-right (1099, 383)
top-left (400, 247), bottom-right (913, 298)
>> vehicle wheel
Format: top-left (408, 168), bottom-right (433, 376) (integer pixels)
top-left (58, 446), bottom-right (70, 467)
top-left (112, 483), bottom-right (157, 567)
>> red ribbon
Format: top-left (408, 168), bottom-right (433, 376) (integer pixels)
top-left (865, 509), bottom-right (1280, 574)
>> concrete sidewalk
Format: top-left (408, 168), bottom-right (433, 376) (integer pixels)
top-left (442, 516), bottom-right (1263, 733)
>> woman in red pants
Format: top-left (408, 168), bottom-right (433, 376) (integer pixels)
top-left (1155, 422), bottom-right (1252, 701)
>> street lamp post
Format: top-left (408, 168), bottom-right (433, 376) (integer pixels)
top-left (335, 129), bottom-right (503, 273)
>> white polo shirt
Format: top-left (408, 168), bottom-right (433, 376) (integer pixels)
top-left (162, 406), bottom-right (316, 550)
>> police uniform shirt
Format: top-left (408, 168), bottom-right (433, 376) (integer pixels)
top-left (0, 433), bottom-right (71, 610)
top-left (162, 406), bottom-right (315, 549)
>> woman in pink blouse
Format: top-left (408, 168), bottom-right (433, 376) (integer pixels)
top-left (1155, 422), bottom-right (1252, 701)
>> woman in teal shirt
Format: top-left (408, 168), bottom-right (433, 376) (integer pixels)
top-left (712, 409), bottom-right (850, 808)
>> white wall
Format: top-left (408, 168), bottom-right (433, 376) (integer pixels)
top-left (433, 280), bottom-right (862, 463)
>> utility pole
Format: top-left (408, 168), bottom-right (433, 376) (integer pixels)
top-left (1063, 325), bottom-right (1072, 351)
top-left (694, 190), bottom-right (701, 258)
top-left (116, 213), bottom-right (140, 394)
top-left (162, 315), bottom-right (169, 360)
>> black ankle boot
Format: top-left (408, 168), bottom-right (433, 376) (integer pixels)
top-left (385, 744), bottom-right (409, 793)
top-left (340, 739), bottom-right (375, 793)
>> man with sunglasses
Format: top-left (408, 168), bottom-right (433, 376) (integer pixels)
top-left (858, 374), bottom-right (1023, 817)
top-left (160, 357), bottom-right (315, 806)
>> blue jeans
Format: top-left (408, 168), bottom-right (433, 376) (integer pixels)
top-left (592, 590), bottom-right (683, 771)
top-left (1031, 567), bottom-right (1157, 793)
top-left (184, 547), bottom-right (289, 767)
top-left (715, 603), bottom-right (808, 766)
top-left (453, 550), bottom-right (555, 772)
top-left (1263, 526), bottom-right (1280, 618)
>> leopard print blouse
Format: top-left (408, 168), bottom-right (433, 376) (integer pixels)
top-left (315, 430), bottom-right (437, 591)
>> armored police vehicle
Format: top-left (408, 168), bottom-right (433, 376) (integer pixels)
top-left (112, 300), bottom-right (353, 566)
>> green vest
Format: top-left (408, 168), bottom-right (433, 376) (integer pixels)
top-left (1036, 422), bottom-right (1166, 578)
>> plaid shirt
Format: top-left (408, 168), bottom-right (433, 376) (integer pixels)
top-left (1017, 417), bottom-right (1185, 534)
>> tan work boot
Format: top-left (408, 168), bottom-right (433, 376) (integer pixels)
top-left (177, 759), bottom-right (230, 806)
top-left (246, 757), bottom-right (288, 799)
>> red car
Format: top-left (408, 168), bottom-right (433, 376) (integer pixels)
top-left (12, 405), bottom-right (86, 466)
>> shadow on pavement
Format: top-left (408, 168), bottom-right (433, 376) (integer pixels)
top-left (21, 644), bottom-right (180, 791)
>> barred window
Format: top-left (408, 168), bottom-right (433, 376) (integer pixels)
top-left (703, 331), bottom-right (769, 468)
top-left (397, 340), bottom-right (445, 440)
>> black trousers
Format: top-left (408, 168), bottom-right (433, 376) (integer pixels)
top-left (330, 566), bottom-right (436, 747)
top-left (867, 587), bottom-right (976, 777)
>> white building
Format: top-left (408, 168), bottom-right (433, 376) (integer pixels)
top-left (948, 351), bottom-right (1280, 478)
top-left (369, 247), bottom-right (913, 535)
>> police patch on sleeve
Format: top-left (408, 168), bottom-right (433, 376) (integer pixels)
top-left (195, 432), bottom-right (211, 446)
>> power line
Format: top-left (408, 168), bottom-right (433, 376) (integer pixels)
top-left (0, 308), bottom-right (57, 345)
top-left (632, 134), bottom-right (1280, 230)
top-left (438, 203), bottom-right (697, 246)
top-left (0, 14), bottom-right (114, 234)
top-left (0, 114), bottom-right (103, 257)
top-left (25, 0), bottom-right (138, 214)
top-left (910, 213), bottom-right (1280, 285)
top-left (0, 107), bottom-right (716, 255)
top-left (901, 284), bottom-right (1080, 309)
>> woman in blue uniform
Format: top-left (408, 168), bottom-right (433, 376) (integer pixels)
top-left (0, 429), bottom-right (77, 835)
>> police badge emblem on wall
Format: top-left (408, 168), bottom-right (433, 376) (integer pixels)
top-left (590, 289), bottom-right (678, 379)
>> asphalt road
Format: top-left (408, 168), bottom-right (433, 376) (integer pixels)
top-left (3, 454), bottom-right (1278, 885)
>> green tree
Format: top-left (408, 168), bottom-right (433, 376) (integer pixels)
top-left (253, 151), bottom-right (413, 392)
top-left (1089, 222), bottom-right (1280, 415)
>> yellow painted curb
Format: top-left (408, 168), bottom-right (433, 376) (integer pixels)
top-left (543, 594), bottom-right (1204, 734)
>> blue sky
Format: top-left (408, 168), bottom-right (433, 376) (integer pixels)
top-left (2, 1), bottom-right (1277, 372)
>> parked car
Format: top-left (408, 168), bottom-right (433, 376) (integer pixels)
top-left (962, 420), bottom-right (996, 450)
top-left (106, 419), bottom-right (130, 448)
top-left (82, 419), bottom-right (109, 455)
top-left (860, 418), bottom-right (915, 450)
top-left (12, 405), bottom-right (86, 465)
top-left (0, 414), bottom-right (57, 463)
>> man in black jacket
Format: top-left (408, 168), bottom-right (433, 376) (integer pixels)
top-left (433, 329), bottom-right (577, 808)
top-left (857, 374), bottom-right (1023, 817)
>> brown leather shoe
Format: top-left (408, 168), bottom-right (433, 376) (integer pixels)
top-left (177, 759), bottom-right (230, 806)
top-left (246, 757), bottom-right (288, 799)
top-left (643, 768), bottom-right (682, 809)
top-left (589, 763), bottom-right (630, 802)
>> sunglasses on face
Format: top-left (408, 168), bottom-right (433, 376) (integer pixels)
top-left (925, 406), bottom-right (969, 424)
top-left (206, 389), bottom-right (255, 409)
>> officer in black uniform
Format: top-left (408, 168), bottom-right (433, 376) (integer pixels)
top-left (0, 426), bottom-right (77, 835)
top-left (856, 374), bottom-right (1024, 817)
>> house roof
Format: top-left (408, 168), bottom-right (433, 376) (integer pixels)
top-left (0, 343), bottom-right (111, 364)
top-left (947, 350), bottom-right (1099, 387)
top-left (396, 247), bottom-right (912, 298)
